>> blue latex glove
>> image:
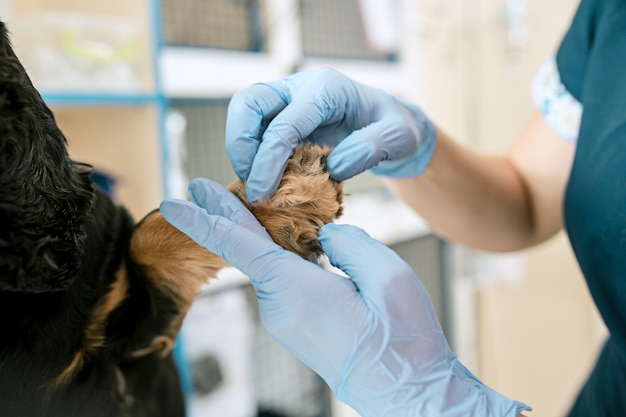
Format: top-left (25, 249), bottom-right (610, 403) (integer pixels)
top-left (160, 179), bottom-right (530, 417)
top-left (226, 68), bottom-right (437, 202)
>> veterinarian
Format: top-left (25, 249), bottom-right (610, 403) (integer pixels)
top-left (161, 0), bottom-right (625, 415)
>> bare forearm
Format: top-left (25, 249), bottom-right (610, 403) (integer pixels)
top-left (384, 128), bottom-right (537, 252)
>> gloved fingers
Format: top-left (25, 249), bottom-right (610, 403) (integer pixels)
top-left (368, 102), bottom-right (438, 178)
top-left (160, 197), bottom-right (287, 276)
top-left (160, 198), bottom-right (231, 252)
top-left (226, 82), bottom-right (290, 181)
top-left (319, 223), bottom-right (431, 312)
top-left (187, 178), bottom-right (270, 238)
top-left (242, 132), bottom-right (294, 203)
top-left (326, 119), bottom-right (418, 181)
top-left (243, 87), bottom-right (350, 202)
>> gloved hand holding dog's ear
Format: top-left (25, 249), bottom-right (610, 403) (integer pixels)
top-left (225, 67), bottom-right (437, 203)
top-left (160, 179), bottom-right (530, 417)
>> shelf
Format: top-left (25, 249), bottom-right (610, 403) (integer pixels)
top-left (160, 46), bottom-right (289, 98)
top-left (42, 91), bottom-right (162, 107)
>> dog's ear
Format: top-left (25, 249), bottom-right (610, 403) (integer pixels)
top-left (127, 210), bottom-right (228, 357)
top-left (0, 21), bottom-right (95, 293)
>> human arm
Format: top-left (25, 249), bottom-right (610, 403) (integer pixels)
top-left (225, 68), bottom-right (574, 253)
top-left (160, 179), bottom-right (531, 417)
top-left (383, 111), bottom-right (575, 252)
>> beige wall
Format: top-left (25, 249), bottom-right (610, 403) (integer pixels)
top-left (478, 234), bottom-right (606, 416)
top-left (53, 106), bottom-right (163, 221)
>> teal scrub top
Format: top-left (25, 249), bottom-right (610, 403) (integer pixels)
top-left (556, 0), bottom-right (626, 414)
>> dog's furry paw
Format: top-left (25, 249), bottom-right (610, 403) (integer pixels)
top-left (228, 143), bottom-right (343, 260)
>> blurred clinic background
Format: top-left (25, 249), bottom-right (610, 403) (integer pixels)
top-left (1, 1), bottom-right (608, 416)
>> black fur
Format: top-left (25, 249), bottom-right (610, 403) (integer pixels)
top-left (0, 23), bottom-right (94, 293)
top-left (0, 22), bottom-right (186, 416)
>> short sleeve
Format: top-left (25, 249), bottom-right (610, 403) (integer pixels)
top-left (531, 57), bottom-right (582, 143)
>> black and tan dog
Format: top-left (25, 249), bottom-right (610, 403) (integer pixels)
top-left (0, 21), bottom-right (343, 417)
top-left (0, 20), bottom-right (230, 417)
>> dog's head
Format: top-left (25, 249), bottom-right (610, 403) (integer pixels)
top-left (0, 22), bottom-right (95, 293)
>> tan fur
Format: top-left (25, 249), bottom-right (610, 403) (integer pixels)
top-left (228, 143), bottom-right (344, 260)
top-left (54, 266), bottom-right (130, 387)
top-left (129, 211), bottom-right (229, 356)
top-left (130, 335), bottom-right (175, 359)
top-left (113, 365), bottom-right (134, 407)
top-left (55, 206), bottom-right (231, 385)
